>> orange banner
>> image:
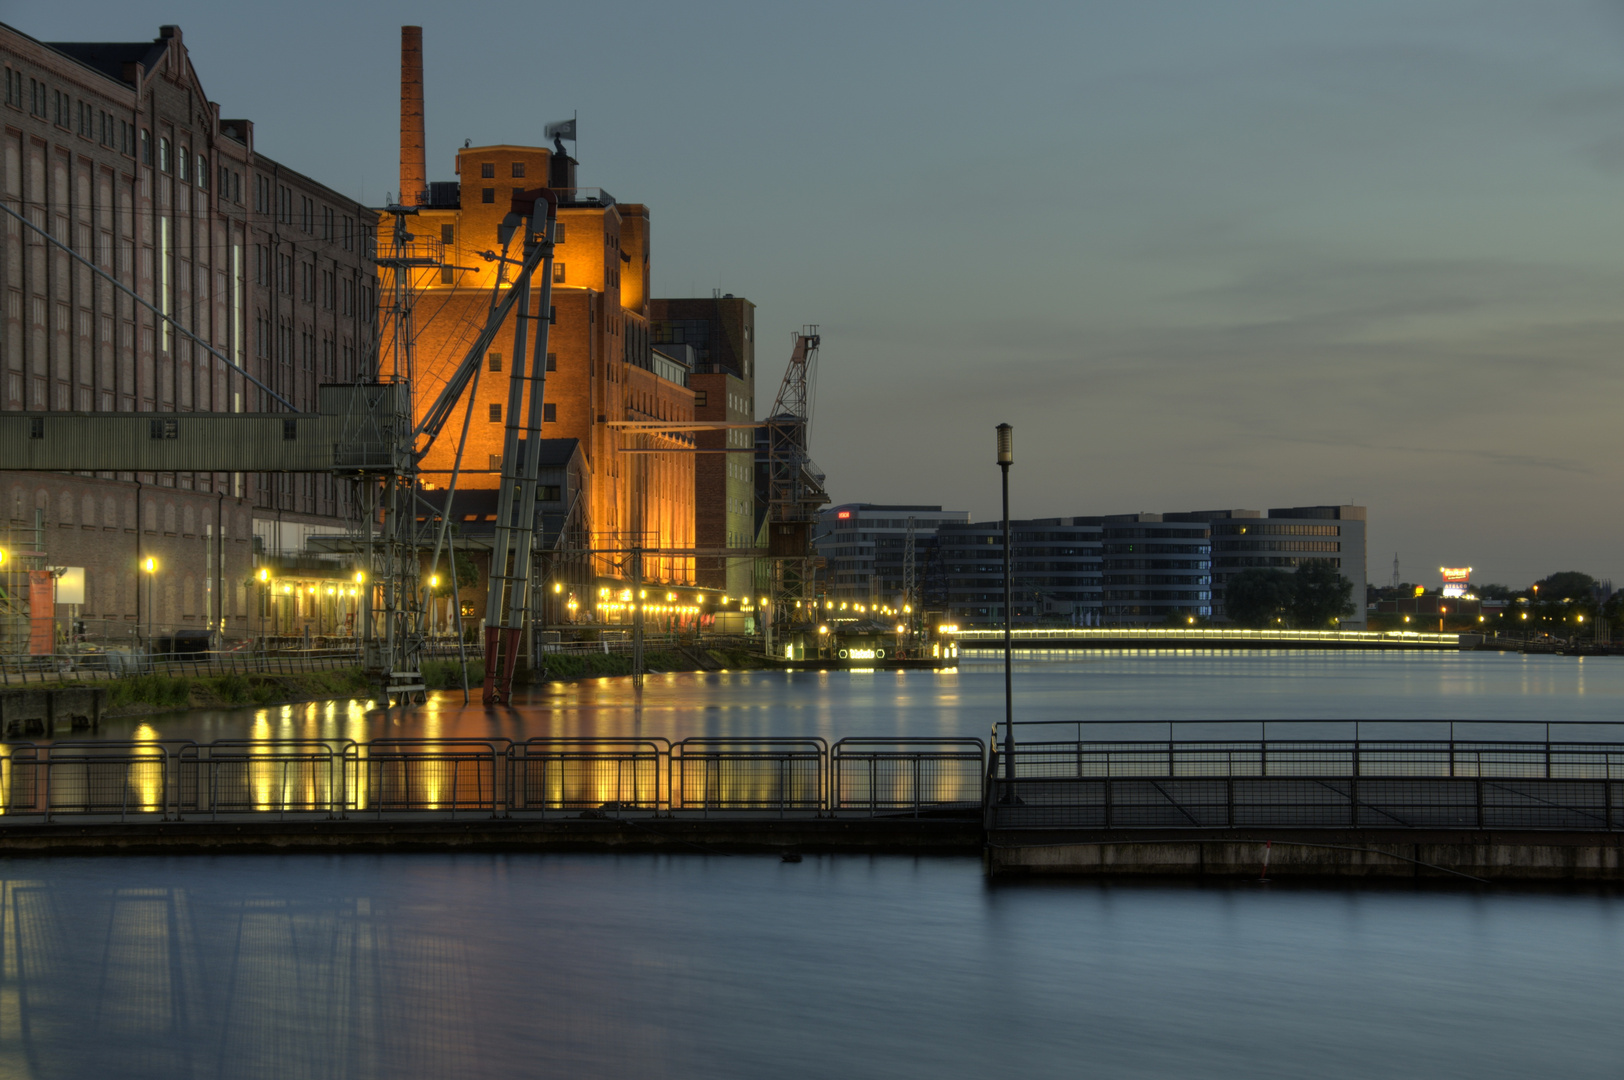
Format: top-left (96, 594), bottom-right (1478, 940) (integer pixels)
top-left (28, 570), bottom-right (53, 655)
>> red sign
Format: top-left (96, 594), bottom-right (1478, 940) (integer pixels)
top-left (28, 570), bottom-right (53, 655)
top-left (1440, 567), bottom-right (1472, 583)
top-left (837, 511), bottom-right (851, 519)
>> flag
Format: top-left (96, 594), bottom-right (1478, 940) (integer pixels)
top-left (545, 118), bottom-right (577, 142)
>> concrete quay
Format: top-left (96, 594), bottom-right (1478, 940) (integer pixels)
top-left (0, 816), bottom-right (982, 858)
top-left (985, 828), bottom-right (1624, 881)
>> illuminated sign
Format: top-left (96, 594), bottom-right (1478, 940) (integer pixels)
top-left (837, 511), bottom-right (851, 519)
top-left (838, 647), bottom-right (885, 660)
top-left (1440, 567), bottom-right (1472, 583)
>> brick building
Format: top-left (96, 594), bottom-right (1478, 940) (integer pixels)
top-left (650, 295), bottom-right (759, 597)
top-left (399, 139), bottom-right (697, 598)
top-left (0, 22), bottom-right (378, 647)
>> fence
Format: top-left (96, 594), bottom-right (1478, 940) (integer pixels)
top-left (0, 735), bottom-right (984, 822)
top-left (986, 720), bottom-right (1624, 831)
top-left (5, 724), bottom-right (1624, 830)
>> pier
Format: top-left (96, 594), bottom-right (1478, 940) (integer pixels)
top-left (955, 628), bottom-right (1474, 651)
top-left (0, 721), bottom-right (1618, 879)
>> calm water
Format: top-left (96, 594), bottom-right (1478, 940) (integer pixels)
top-left (63, 649), bottom-right (1624, 745)
top-left (10, 653), bottom-right (1624, 1077)
top-left (0, 855), bottom-right (1618, 1079)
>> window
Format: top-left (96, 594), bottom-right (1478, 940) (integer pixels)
top-left (693, 389), bottom-right (707, 408)
top-left (178, 147), bottom-right (188, 182)
top-left (159, 137), bottom-right (170, 172)
top-left (488, 353), bottom-right (501, 372)
top-left (441, 224), bottom-right (454, 244)
top-left (554, 223), bottom-right (565, 243)
top-left (545, 352), bottom-right (556, 371)
top-left (488, 404), bottom-right (502, 422)
top-left (439, 266), bottom-right (454, 285)
top-left (480, 162), bottom-right (495, 178)
top-left (197, 156), bottom-right (208, 189)
top-left (488, 455), bottom-right (501, 471)
top-left (140, 128), bottom-right (151, 165)
top-left (343, 215), bottom-right (353, 250)
top-left (481, 188), bottom-right (494, 204)
top-left (543, 403), bottom-right (556, 423)
top-left (511, 162), bottom-right (525, 178)
top-left (553, 263), bottom-right (565, 284)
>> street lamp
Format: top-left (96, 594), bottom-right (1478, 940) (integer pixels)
top-left (996, 422), bottom-right (1014, 791)
top-left (142, 556), bottom-right (158, 653)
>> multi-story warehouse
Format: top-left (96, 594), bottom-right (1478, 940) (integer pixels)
top-left (400, 141), bottom-right (695, 592)
top-left (651, 295), bottom-right (759, 598)
top-left (939, 517), bottom-right (1102, 625)
top-left (815, 504), bottom-right (971, 606)
top-left (0, 23), bottom-right (377, 644)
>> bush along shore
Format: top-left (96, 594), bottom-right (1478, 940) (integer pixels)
top-left (66, 647), bottom-right (777, 717)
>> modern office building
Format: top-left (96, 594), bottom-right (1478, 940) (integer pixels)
top-left (939, 517), bottom-right (1102, 625)
top-left (935, 504), bottom-right (1367, 628)
top-left (1201, 505), bottom-right (1368, 628)
top-left (814, 504), bottom-right (970, 606)
top-left (0, 22), bottom-right (378, 643)
top-left (1101, 514), bottom-right (1213, 624)
top-left (650, 295), bottom-right (759, 598)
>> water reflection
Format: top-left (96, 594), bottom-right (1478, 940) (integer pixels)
top-left (0, 856), bottom-right (1617, 1079)
top-left (50, 652), bottom-right (1624, 749)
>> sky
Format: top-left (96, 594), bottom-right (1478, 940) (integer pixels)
top-left (14, 0), bottom-right (1624, 588)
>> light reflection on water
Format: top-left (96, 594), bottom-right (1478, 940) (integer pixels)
top-left (0, 855), bottom-right (1616, 1079)
top-left (50, 651), bottom-right (1624, 747)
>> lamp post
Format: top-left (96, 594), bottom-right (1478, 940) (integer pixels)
top-left (142, 556), bottom-right (158, 654)
top-left (996, 422), bottom-right (1014, 789)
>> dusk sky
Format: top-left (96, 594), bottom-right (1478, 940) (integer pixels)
top-left (17, 1), bottom-right (1624, 588)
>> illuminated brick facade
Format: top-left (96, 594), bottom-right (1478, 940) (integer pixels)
top-left (396, 143), bottom-right (694, 587)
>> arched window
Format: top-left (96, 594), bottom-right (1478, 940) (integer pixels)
top-left (197, 156), bottom-right (208, 190)
top-left (140, 129), bottom-right (151, 166)
top-left (178, 147), bottom-right (188, 182)
top-left (159, 137), bottom-right (170, 173)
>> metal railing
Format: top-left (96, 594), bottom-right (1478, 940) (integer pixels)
top-left (0, 735), bottom-right (984, 822)
top-left (986, 720), bottom-right (1624, 831)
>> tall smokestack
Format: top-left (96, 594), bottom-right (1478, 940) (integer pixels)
top-left (399, 26), bottom-right (426, 207)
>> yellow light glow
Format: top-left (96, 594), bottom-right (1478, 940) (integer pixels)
top-left (553, 582), bottom-right (563, 594)
top-left (896, 624), bottom-right (905, 633)
top-left (355, 570), bottom-right (366, 584)
top-left (142, 557), bottom-right (157, 574)
top-left (430, 575), bottom-right (440, 588)
top-left (257, 567), bottom-right (269, 583)
top-left (819, 625), bottom-right (829, 634)
top-left (904, 605), bottom-right (911, 614)
top-left (759, 596), bottom-right (769, 607)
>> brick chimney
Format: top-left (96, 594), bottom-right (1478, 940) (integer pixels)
top-left (399, 26), bottom-right (427, 207)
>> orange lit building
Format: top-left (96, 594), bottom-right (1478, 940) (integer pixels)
top-left (388, 140), bottom-right (695, 591)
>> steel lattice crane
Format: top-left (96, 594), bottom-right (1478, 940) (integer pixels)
top-left (761, 327), bottom-right (829, 655)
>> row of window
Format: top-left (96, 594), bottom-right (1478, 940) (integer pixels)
top-left (485, 352), bottom-right (557, 373)
top-left (253, 176), bottom-right (362, 249)
top-left (1213, 524), bottom-right (1341, 537)
top-left (487, 403), bottom-right (556, 423)
top-left (251, 317), bottom-right (356, 379)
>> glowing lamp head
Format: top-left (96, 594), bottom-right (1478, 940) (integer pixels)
top-left (995, 422), bottom-right (1014, 465)
top-left (256, 567), bottom-right (269, 583)
top-left (354, 570), bottom-right (366, 584)
top-left (553, 582), bottom-right (563, 594)
top-left (429, 575), bottom-right (439, 588)
top-left (818, 625), bottom-right (829, 634)
top-left (142, 557), bottom-right (157, 574)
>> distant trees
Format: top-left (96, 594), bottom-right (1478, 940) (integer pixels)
top-left (1535, 571), bottom-right (1597, 602)
top-left (1224, 562), bottom-right (1355, 629)
top-left (1224, 569), bottom-right (1295, 628)
top-left (1290, 560), bottom-right (1356, 628)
